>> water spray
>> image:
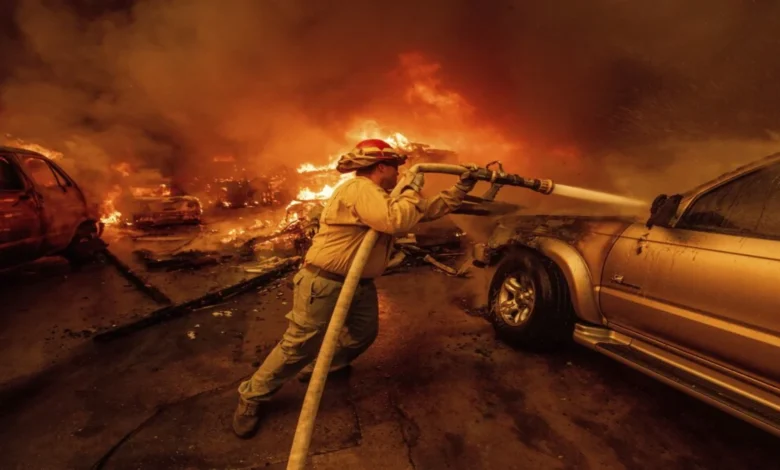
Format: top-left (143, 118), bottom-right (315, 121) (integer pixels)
top-left (284, 162), bottom-right (556, 469)
top-left (552, 184), bottom-right (647, 207)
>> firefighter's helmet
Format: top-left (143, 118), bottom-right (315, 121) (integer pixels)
top-left (336, 139), bottom-right (408, 174)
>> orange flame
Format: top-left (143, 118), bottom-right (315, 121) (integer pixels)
top-left (5, 139), bottom-right (64, 160)
top-left (100, 185), bottom-right (123, 225)
top-left (292, 131), bottom-right (414, 202)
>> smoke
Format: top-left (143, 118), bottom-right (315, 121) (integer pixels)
top-left (2, 0), bottom-right (780, 198)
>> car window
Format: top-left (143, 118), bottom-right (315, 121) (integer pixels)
top-left (0, 156), bottom-right (25, 191)
top-left (677, 162), bottom-right (780, 239)
top-left (49, 163), bottom-right (72, 187)
top-left (22, 156), bottom-right (61, 189)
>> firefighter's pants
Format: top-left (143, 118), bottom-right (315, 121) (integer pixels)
top-left (238, 267), bottom-right (378, 402)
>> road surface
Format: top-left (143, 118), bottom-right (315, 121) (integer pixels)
top-left (0, 260), bottom-right (775, 469)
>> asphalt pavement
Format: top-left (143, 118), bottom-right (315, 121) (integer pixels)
top-left (0, 261), bottom-right (776, 469)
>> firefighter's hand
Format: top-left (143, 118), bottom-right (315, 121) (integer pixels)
top-left (401, 172), bottom-right (424, 193)
top-left (455, 170), bottom-right (478, 193)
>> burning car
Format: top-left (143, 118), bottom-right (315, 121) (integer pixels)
top-left (473, 153), bottom-right (780, 436)
top-left (130, 194), bottom-right (203, 228)
top-left (0, 146), bottom-right (104, 269)
top-left (112, 182), bottom-right (203, 228)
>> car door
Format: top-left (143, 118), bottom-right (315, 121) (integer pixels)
top-left (18, 154), bottom-right (86, 251)
top-left (600, 162), bottom-right (780, 389)
top-left (0, 154), bottom-right (44, 267)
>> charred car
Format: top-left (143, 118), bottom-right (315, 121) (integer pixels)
top-left (120, 183), bottom-right (202, 228)
top-left (474, 153), bottom-right (780, 436)
top-left (130, 195), bottom-right (202, 228)
top-left (0, 146), bottom-right (103, 269)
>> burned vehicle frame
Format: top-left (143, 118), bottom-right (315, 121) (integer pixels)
top-left (472, 153), bottom-right (780, 437)
top-left (0, 146), bottom-right (104, 269)
top-left (129, 195), bottom-right (203, 228)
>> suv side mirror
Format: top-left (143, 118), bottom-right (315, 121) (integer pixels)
top-left (646, 194), bottom-right (682, 228)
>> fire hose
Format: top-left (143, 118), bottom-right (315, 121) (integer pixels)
top-left (285, 162), bottom-right (554, 469)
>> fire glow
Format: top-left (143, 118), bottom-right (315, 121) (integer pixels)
top-left (100, 185), bottom-right (123, 225)
top-left (285, 53), bottom-right (509, 204)
top-left (292, 130), bottom-right (414, 202)
top-left (33, 53), bottom-right (535, 228)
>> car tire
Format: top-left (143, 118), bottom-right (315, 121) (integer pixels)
top-left (63, 222), bottom-right (103, 268)
top-left (488, 249), bottom-right (574, 351)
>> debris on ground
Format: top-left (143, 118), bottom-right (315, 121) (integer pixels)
top-left (102, 249), bottom-right (173, 305)
top-left (239, 201), bottom-right (322, 258)
top-left (93, 256), bottom-right (301, 342)
top-left (131, 235), bottom-right (192, 242)
top-left (133, 249), bottom-right (230, 271)
top-left (211, 310), bottom-right (233, 317)
top-left (384, 228), bottom-right (472, 277)
top-left (242, 256), bottom-right (295, 274)
top-left (452, 296), bottom-right (490, 318)
top-left (422, 254), bottom-right (459, 275)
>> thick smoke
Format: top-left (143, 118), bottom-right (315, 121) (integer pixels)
top-left (2, 0), bottom-right (780, 201)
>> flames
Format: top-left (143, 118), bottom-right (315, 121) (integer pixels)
top-left (293, 152), bottom-right (350, 201)
top-left (292, 130), bottom-right (416, 203)
top-left (98, 162), bottom-right (135, 225)
top-left (220, 228), bottom-right (246, 244)
top-left (3, 138), bottom-right (64, 160)
top-left (16, 53), bottom-right (547, 233)
top-left (100, 185), bottom-right (123, 225)
top-left (131, 184), bottom-right (171, 198)
top-left (283, 53), bottom-right (480, 203)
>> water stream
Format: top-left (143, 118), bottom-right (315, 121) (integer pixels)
top-left (552, 183), bottom-right (647, 207)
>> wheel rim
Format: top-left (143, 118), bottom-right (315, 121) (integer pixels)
top-left (497, 274), bottom-right (536, 326)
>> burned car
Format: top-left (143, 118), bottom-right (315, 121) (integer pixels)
top-left (0, 146), bottom-right (103, 269)
top-left (120, 183), bottom-right (202, 228)
top-left (473, 153), bottom-right (780, 436)
top-left (130, 195), bottom-right (202, 228)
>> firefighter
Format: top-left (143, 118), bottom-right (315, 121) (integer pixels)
top-left (233, 138), bottom-right (478, 438)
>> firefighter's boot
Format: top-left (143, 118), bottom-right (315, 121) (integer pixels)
top-left (232, 397), bottom-right (262, 439)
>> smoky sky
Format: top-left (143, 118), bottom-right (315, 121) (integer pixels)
top-left (2, 0), bottom-right (780, 181)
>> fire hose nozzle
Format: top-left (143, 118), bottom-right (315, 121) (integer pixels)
top-left (536, 178), bottom-right (555, 195)
top-left (468, 167), bottom-right (555, 195)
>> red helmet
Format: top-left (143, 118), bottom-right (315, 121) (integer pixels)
top-left (353, 139), bottom-right (401, 158)
top-left (336, 139), bottom-right (408, 173)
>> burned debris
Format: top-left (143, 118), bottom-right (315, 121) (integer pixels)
top-left (133, 249), bottom-right (226, 271)
top-left (0, 140), bottom-right (492, 344)
top-left (93, 256), bottom-right (300, 342)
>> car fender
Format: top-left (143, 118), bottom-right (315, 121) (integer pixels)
top-left (528, 236), bottom-right (604, 325)
top-left (61, 217), bottom-right (101, 247)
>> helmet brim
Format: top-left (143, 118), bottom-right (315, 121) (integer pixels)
top-left (336, 152), bottom-right (408, 174)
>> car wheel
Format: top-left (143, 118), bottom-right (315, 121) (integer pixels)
top-left (63, 222), bottom-right (104, 268)
top-left (489, 249), bottom-right (574, 351)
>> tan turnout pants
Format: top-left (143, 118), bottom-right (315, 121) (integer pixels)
top-left (238, 267), bottom-right (378, 402)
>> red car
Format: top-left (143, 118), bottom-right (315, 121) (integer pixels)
top-left (0, 146), bottom-right (104, 269)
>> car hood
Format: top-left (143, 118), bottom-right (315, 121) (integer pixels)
top-left (489, 214), bottom-right (639, 246)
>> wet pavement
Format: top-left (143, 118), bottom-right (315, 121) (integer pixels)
top-left (0, 261), bottom-right (777, 469)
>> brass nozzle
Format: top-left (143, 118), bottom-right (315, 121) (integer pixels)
top-left (537, 179), bottom-right (555, 195)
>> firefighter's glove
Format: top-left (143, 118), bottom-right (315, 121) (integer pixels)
top-left (455, 170), bottom-right (478, 193)
top-left (402, 172), bottom-right (425, 193)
